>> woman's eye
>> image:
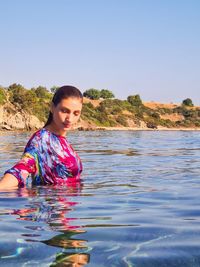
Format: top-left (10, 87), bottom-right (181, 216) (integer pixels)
top-left (61, 109), bottom-right (68, 113)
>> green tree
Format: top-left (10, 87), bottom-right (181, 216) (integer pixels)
top-left (50, 86), bottom-right (59, 94)
top-left (0, 87), bottom-right (6, 105)
top-left (8, 84), bottom-right (27, 105)
top-left (127, 94), bottom-right (143, 107)
top-left (32, 99), bottom-right (50, 122)
top-left (22, 90), bottom-right (38, 111)
top-left (100, 89), bottom-right (115, 99)
top-left (8, 83), bottom-right (25, 92)
top-left (83, 88), bottom-right (101, 100)
top-left (182, 98), bottom-right (194, 107)
top-left (33, 86), bottom-right (50, 98)
top-left (116, 115), bottom-right (128, 127)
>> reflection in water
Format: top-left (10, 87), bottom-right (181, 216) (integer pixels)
top-left (81, 148), bottom-right (139, 156)
top-left (2, 131), bottom-right (200, 266)
top-left (8, 182), bottom-right (90, 266)
top-left (42, 230), bottom-right (87, 249)
top-left (44, 230), bottom-right (90, 267)
top-left (50, 252), bottom-right (90, 267)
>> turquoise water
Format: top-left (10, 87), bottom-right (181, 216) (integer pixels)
top-left (1, 130), bottom-right (200, 266)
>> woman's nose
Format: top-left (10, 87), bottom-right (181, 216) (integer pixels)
top-left (65, 113), bottom-right (73, 121)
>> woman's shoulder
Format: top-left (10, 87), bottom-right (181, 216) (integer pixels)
top-left (25, 128), bottom-right (66, 152)
top-left (26, 128), bottom-right (50, 147)
top-left (29, 128), bottom-right (48, 141)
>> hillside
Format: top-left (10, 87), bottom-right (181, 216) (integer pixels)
top-left (80, 98), bottom-right (200, 130)
top-left (0, 85), bottom-right (200, 131)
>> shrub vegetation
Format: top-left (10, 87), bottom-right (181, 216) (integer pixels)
top-left (1, 84), bottom-right (200, 128)
top-left (0, 87), bottom-right (6, 105)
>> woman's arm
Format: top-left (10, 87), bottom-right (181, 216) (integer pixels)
top-left (0, 173), bottom-right (19, 189)
top-left (0, 152), bottom-right (37, 189)
top-left (0, 132), bottom-right (39, 190)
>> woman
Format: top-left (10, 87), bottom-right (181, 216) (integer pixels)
top-left (0, 85), bottom-right (83, 189)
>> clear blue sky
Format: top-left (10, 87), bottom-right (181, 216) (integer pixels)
top-left (0, 0), bottom-right (200, 104)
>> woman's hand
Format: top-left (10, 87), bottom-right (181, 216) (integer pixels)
top-left (0, 173), bottom-right (19, 189)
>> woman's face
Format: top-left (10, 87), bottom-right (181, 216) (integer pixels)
top-left (51, 97), bottom-right (82, 135)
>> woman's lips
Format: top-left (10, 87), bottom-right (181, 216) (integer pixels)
top-left (63, 122), bottom-right (71, 127)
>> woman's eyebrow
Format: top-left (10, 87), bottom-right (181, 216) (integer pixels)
top-left (61, 107), bottom-right (81, 113)
top-left (61, 107), bottom-right (70, 111)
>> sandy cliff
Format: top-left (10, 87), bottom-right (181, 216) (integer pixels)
top-left (1, 98), bottom-right (200, 131)
top-left (0, 102), bottom-right (43, 131)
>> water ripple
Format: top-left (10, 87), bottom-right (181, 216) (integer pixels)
top-left (1, 131), bottom-right (200, 266)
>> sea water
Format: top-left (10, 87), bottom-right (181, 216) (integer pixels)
top-left (0, 130), bottom-right (200, 267)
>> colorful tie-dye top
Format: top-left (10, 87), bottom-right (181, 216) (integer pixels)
top-left (4, 128), bottom-right (83, 187)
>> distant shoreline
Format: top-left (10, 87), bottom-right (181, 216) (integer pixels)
top-left (1, 126), bottom-right (200, 134)
top-left (89, 126), bottom-right (200, 131)
top-left (1, 92), bottom-right (200, 132)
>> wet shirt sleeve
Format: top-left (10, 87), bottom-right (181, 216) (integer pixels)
top-left (4, 134), bottom-right (39, 187)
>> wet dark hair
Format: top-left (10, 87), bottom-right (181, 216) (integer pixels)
top-left (44, 85), bottom-right (83, 127)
